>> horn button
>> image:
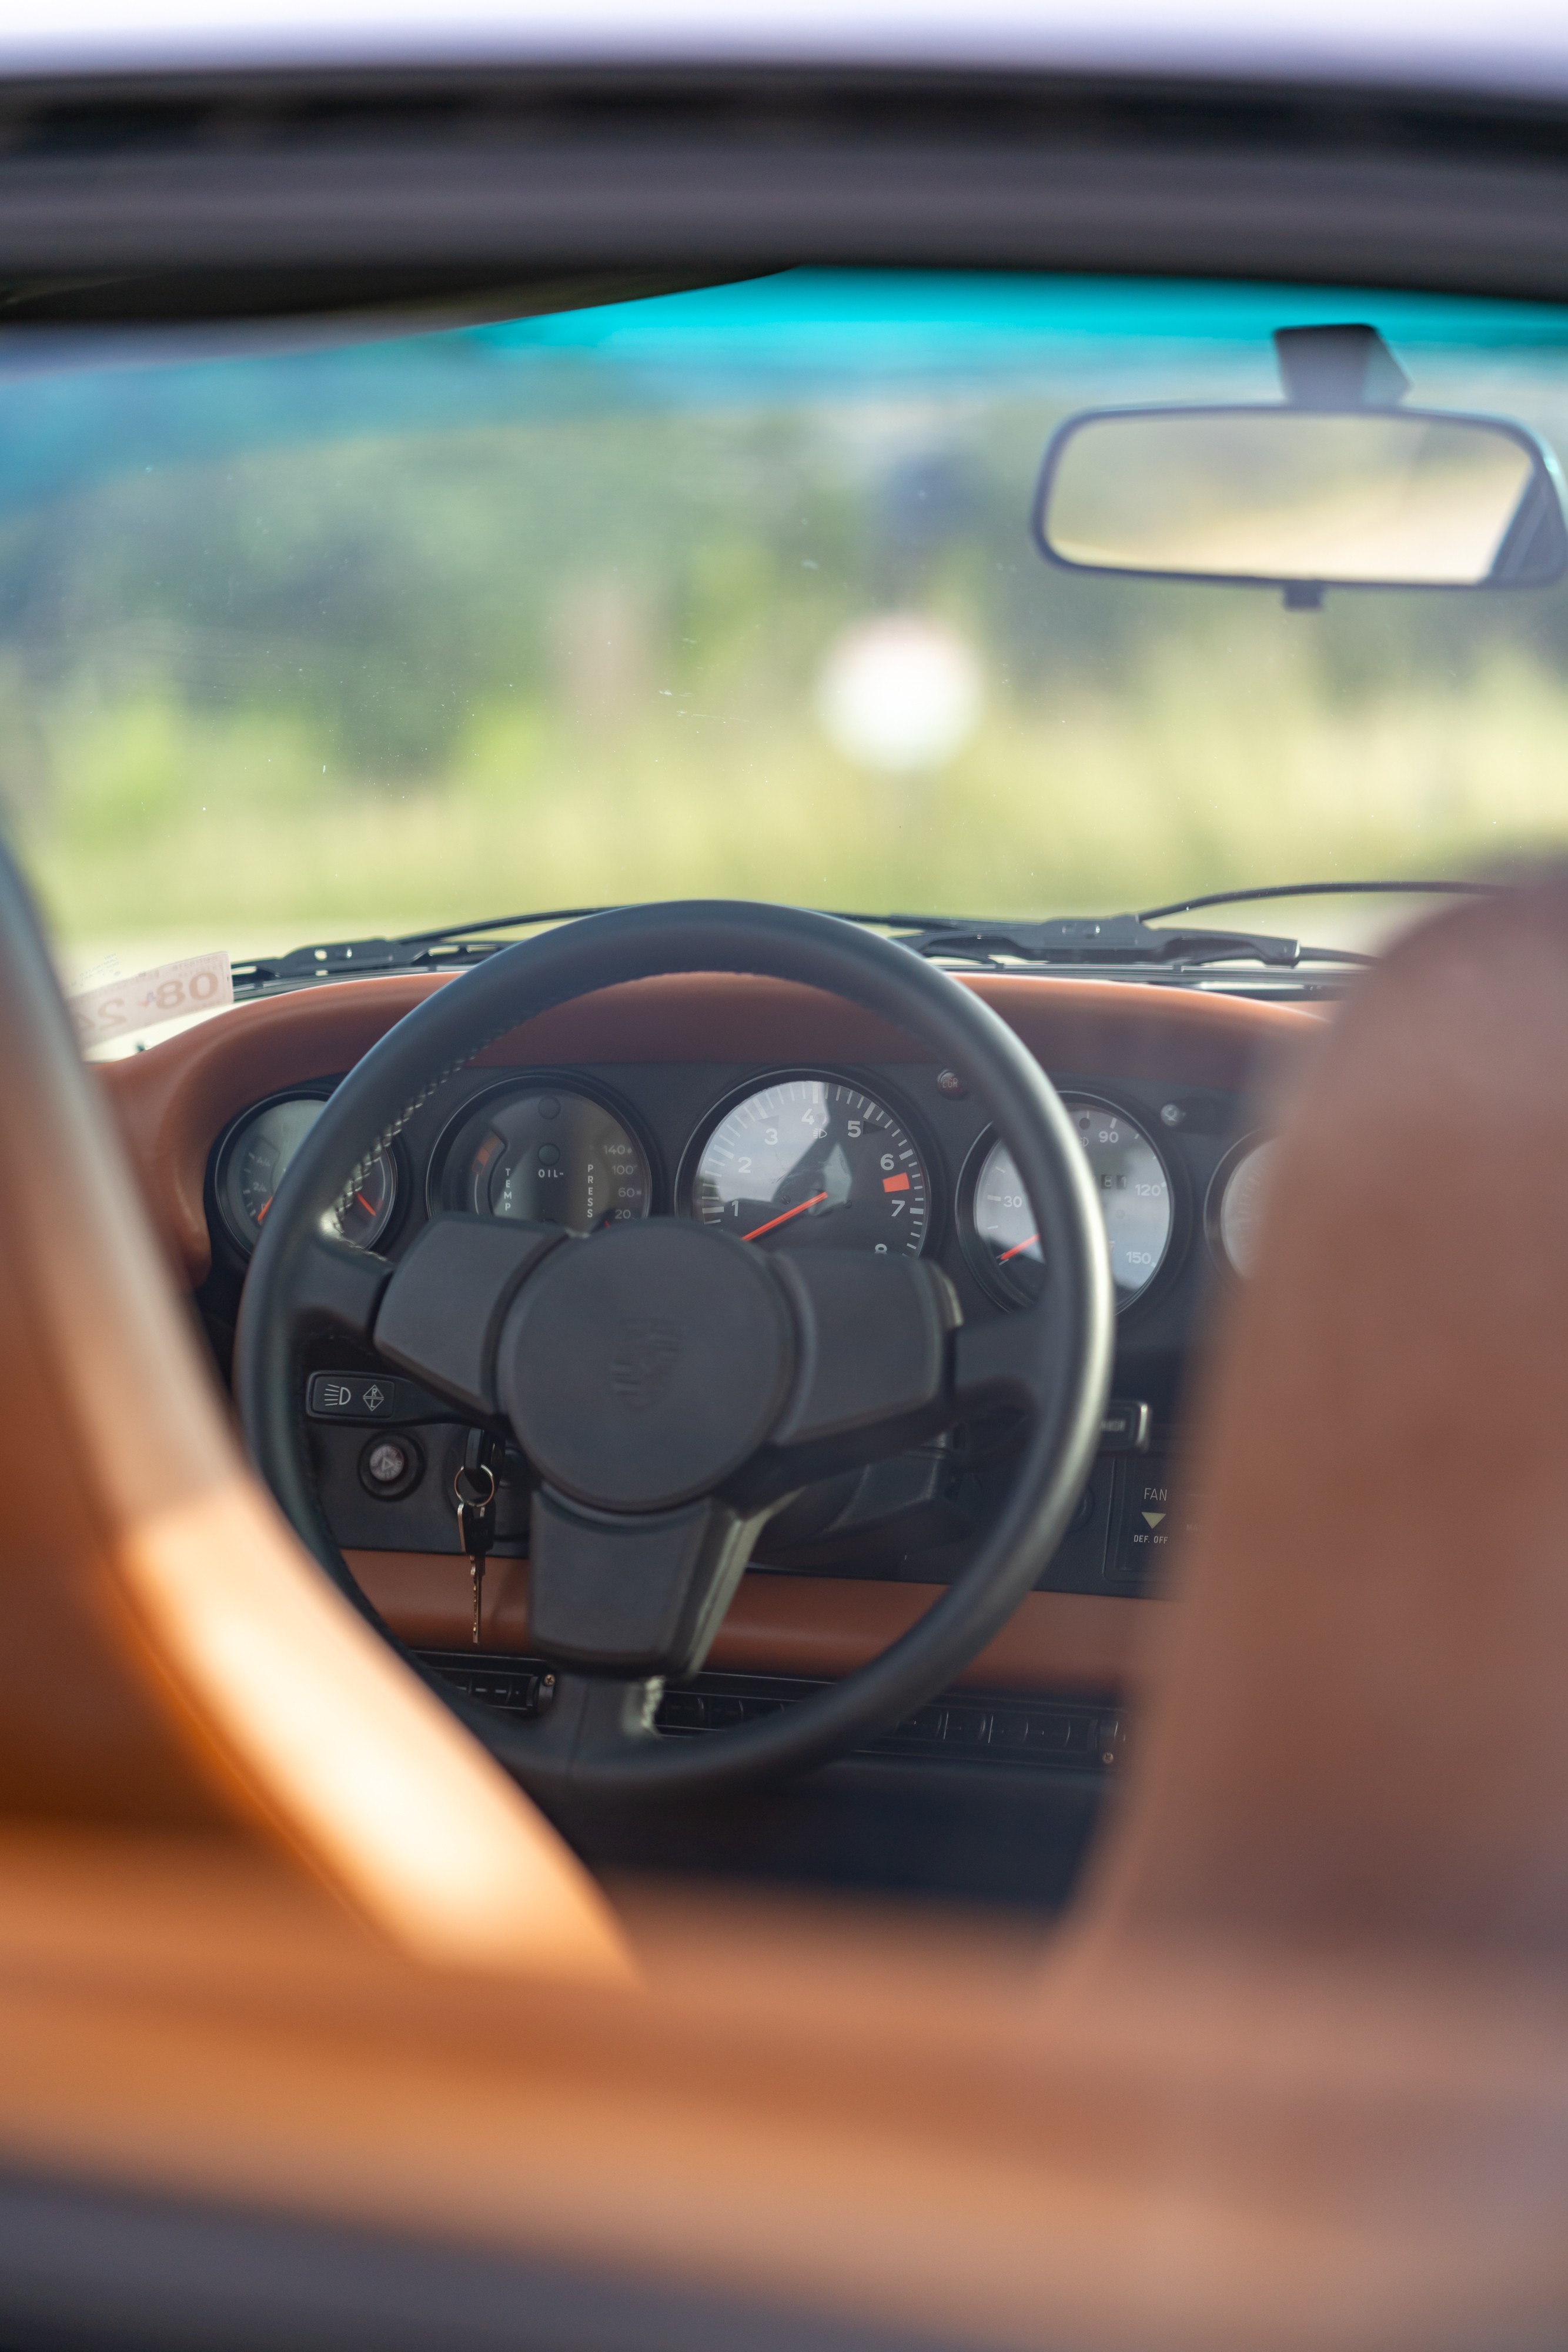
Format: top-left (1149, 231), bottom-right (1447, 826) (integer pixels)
top-left (499, 1221), bottom-right (795, 1512)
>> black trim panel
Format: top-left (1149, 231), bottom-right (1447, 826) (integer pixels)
top-left (1, 68), bottom-right (1567, 304)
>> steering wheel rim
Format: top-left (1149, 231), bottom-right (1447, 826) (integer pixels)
top-left (235, 901), bottom-right (1114, 1800)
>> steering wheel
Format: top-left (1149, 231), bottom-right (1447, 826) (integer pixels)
top-left (236, 901), bottom-right (1114, 1802)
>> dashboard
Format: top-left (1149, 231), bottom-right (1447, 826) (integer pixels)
top-left (99, 966), bottom-right (1318, 1751)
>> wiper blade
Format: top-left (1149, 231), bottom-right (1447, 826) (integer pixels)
top-left (395, 906), bottom-right (616, 944)
top-left (890, 913), bottom-right (1369, 971)
top-left (1139, 878), bottom-right (1501, 923)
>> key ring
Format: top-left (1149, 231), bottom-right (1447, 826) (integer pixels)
top-left (453, 1461), bottom-right (497, 1511)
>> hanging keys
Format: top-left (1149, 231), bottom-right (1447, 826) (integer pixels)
top-left (453, 1428), bottom-right (502, 1647)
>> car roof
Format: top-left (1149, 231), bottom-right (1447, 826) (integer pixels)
top-left (1, 0), bottom-right (1566, 101)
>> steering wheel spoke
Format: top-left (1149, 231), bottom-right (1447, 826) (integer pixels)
top-left (290, 1225), bottom-right (396, 1348)
top-left (527, 1487), bottom-right (767, 1679)
top-left (767, 1251), bottom-right (958, 1444)
top-left (951, 1301), bottom-right (1065, 1422)
top-left (373, 1214), bottom-right (566, 1416)
top-left (748, 1285), bottom-right (1064, 1500)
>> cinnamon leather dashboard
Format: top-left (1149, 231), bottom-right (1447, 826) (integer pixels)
top-left (97, 968), bottom-right (1319, 1698)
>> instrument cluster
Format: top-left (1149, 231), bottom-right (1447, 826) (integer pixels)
top-left (211, 1057), bottom-right (1271, 1331)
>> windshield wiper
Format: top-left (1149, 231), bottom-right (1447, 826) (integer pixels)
top-left (1139, 878), bottom-right (1501, 922)
top-left (885, 879), bottom-right (1505, 974)
top-left (885, 914), bottom-right (1369, 971)
top-left (240, 881), bottom-right (1474, 998)
top-left (230, 907), bottom-right (616, 992)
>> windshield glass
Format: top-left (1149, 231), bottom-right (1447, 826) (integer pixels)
top-left (6, 268), bottom-right (1568, 980)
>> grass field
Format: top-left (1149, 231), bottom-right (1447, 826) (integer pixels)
top-left (19, 630), bottom-right (1568, 968)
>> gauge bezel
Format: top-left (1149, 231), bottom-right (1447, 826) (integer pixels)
top-left (212, 1084), bottom-right (401, 1259)
top-left (959, 1091), bottom-right (1185, 1317)
top-left (1204, 1128), bottom-right (1275, 1283)
top-left (676, 1065), bottom-right (941, 1259)
top-left (424, 1070), bottom-right (661, 1229)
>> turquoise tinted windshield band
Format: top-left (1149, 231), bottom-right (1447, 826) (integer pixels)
top-left (1, 268), bottom-right (1565, 516)
top-left (487, 269), bottom-right (1568, 362)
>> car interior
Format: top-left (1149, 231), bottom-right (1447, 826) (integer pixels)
top-left (2, 32), bottom-right (1568, 2352)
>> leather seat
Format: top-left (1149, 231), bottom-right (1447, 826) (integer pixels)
top-left (1, 840), bottom-right (1565, 2351)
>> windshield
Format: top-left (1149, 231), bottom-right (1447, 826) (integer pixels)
top-left (7, 268), bottom-right (1568, 983)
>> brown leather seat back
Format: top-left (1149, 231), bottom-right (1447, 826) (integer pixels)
top-left (1091, 874), bottom-right (1568, 1957)
top-left (0, 846), bottom-right (628, 1977)
top-left (0, 863), bottom-right (230, 1823)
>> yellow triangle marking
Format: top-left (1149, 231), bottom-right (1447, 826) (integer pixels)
top-left (1141, 1511), bottom-right (1166, 1529)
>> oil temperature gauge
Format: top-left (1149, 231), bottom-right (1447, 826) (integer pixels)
top-left (441, 1086), bottom-right (652, 1233)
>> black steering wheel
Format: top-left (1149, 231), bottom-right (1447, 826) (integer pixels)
top-left (236, 902), bottom-right (1114, 1801)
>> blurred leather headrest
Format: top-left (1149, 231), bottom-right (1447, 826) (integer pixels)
top-left (1095, 874), bottom-right (1568, 1959)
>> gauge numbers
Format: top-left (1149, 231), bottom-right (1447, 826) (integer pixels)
top-left (971, 1137), bottom-right (1047, 1304)
top-left (220, 1094), bottom-right (396, 1253)
top-left (693, 1077), bottom-right (929, 1256)
top-left (456, 1089), bottom-right (651, 1232)
top-left (972, 1096), bottom-right (1172, 1306)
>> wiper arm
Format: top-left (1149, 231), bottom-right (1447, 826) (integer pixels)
top-left (230, 907), bottom-right (619, 993)
top-left (890, 913), bottom-right (1369, 970)
top-left (232, 935), bottom-right (502, 990)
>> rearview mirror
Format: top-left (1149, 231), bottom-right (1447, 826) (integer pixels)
top-left (1034, 329), bottom-right (1567, 602)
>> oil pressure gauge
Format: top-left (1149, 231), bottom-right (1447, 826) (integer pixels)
top-left (439, 1084), bottom-right (653, 1233)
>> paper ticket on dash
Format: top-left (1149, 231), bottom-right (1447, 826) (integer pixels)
top-left (68, 950), bottom-right (233, 1048)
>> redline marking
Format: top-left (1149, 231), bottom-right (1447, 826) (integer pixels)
top-left (882, 1172), bottom-right (910, 1194)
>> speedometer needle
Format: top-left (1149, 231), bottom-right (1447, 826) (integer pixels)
top-left (743, 1191), bottom-right (830, 1242)
top-left (998, 1232), bottom-right (1039, 1263)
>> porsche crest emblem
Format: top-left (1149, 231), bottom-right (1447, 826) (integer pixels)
top-left (610, 1315), bottom-right (683, 1408)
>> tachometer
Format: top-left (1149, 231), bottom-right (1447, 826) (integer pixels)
top-left (969, 1095), bottom-right (1172, 1307)
top-left (690, 1074), bottom-right (930, 1256)
top-left (218, 1093), bottom-right (396, 1254)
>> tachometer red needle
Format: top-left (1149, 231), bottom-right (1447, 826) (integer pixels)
top-left (743, 1190), bottom-right (830, 1242)
top-left (255, 1195), bottom-right (273, 1225)
top-left (355, 1191), bottom-right (377, 1217)
top-left (998, 1232), bottom-right (1039, 1264)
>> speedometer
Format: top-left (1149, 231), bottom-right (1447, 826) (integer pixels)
top-left (689, 1074), bottom-right (930, 1256)
top-left (968, 1095), bottom-right (1173, 1307)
